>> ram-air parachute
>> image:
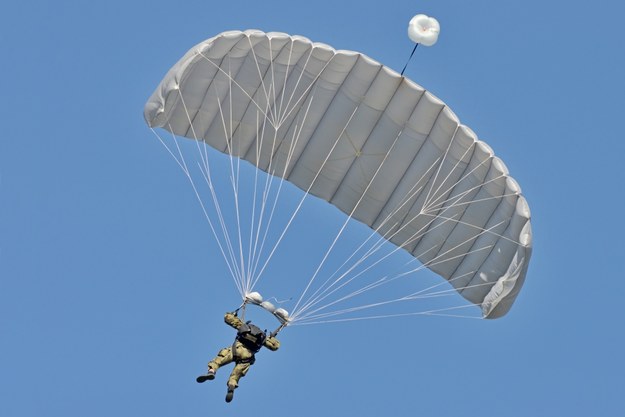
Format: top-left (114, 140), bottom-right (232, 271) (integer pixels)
top-left (144, 27), bottom-right (532, 324)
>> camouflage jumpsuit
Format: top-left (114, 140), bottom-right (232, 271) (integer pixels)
top-left (207, 312), bottom-right (280, 389)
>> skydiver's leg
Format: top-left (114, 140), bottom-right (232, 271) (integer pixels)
top-left (196, 347), bottom-right (233, 383)
top-left (227, 362), bottom-right (251, 388)
top-left (208, 347), bottom-right (234, 372)
top-left (225, 362), bottom-right (251, 403)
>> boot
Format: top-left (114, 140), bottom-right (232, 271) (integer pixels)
top-left (196, 368), bottom-right (216, 383)
top-left (225, 387), bottom-right (235, 403)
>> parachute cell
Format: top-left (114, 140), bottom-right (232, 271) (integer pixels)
top-left (144, 30), bottom-right (532, 319)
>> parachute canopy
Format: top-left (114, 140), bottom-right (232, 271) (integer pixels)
top-left (144, 30), bottom-right (532, 319)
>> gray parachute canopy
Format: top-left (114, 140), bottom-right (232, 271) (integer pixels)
top-left (144, 30), bottom-right (532, 318)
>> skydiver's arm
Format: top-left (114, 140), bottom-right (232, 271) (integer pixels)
top-left (224, 312), bottom-right (243, 329)
top-left (263, 336), bottom-right (280, 351)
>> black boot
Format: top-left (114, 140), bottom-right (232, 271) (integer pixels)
top-left (225, 387), bottom-right (235, 403)
top-left (196, 368), bottom-right (215, 383)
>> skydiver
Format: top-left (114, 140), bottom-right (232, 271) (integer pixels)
top-left (196, 311), bottom-right (280, 403)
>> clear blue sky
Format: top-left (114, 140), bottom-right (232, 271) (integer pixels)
top-left (1, 1), bottom-right (624, 416)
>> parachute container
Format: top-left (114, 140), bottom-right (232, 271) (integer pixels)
top-left (245, 292), bottom-right (263, 305)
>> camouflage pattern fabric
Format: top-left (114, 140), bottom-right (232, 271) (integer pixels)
top-left (206, 312), bottom-right (280, 389)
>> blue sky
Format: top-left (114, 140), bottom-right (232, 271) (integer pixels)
top-left (1, 1), bottom-right (624, 416)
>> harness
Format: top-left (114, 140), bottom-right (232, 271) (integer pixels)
top-left (231, 299), bottom-right (286, 364)
top-left (231, 310), bottom-right (266, 364)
